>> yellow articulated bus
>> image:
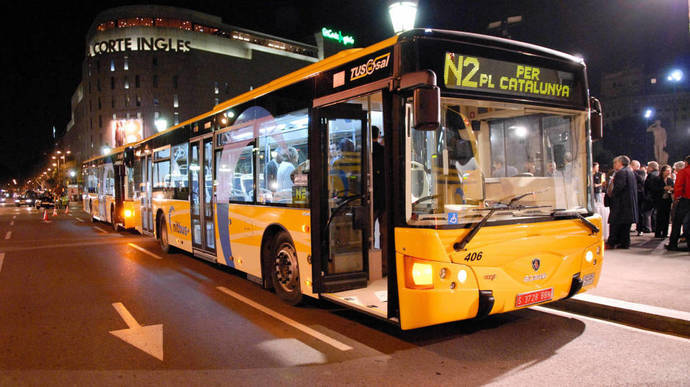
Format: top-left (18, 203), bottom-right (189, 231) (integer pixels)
top-left (84, 29), bottom-right (604, 330)
top-left (82, 148), bottom-right (139, 230)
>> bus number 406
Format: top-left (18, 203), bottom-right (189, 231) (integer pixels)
top-left (464, 252), bottom-right (483, 262)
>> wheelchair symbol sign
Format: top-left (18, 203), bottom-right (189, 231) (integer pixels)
top-left (448, 212), bottom-right (459, 224)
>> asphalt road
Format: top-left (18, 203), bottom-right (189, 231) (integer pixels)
top-left (0, 204), bottom-right (688, 386)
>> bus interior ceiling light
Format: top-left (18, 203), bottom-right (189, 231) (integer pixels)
top-left (388, 1), bottom-right (418, 34)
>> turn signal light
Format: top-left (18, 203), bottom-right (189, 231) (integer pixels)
top-left (404, 255), bottom-right (434, 289)
top-left (124, 209), bottom-right (133, 218)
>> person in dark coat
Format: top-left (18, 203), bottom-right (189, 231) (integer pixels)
top-left (648, 164), bottom-right (674, 238)
top-left (606, 155), bottom-right (638, 249)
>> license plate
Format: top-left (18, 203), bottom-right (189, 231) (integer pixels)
top-left (515, 288), bottom-right (554, 308)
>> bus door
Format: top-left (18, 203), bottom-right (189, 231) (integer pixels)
top-left (113, 162), bottom-right (124, 227)
top-left (190, 135), bottom-right (216, 255)
top-left (141, 154), bottom-right (153, 234)
top-left (311, 103), bottom-right (370, 293)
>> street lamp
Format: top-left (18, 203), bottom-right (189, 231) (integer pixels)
top-left (667, 69), bottom-right (683, 158)
top-left (667, 69), bottom-right (683, 82)
top-left (388, 1), bottom-right (418, 34)
top-left (644, 108), bottom-right (654, 120)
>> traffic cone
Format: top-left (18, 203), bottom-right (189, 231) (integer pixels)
top-left (52, 207), bottom-right (58, 217)
top-left (43, 209), bottom-right (49, 222)
top-left (64, 205), bottom-right (69, 215)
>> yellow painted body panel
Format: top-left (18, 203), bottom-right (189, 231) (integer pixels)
top-left (152, 199), bottom-right (193, 252)
top-left (396, 215), bottom-right (604, 330)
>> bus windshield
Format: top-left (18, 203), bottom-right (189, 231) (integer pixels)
top-left (407, 98), bottom-right (588, 226)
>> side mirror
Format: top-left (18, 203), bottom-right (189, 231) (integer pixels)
top-left (413, 87), bottom-right (440, 131)
top-left (590, 96), bottom-right (603, 141)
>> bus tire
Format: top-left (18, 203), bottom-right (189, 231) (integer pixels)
top-left (111, 206), bottom-right (119, 231)
top-left (158, 215), bottom-right (172, 254)
top-left (270, 231), bottom-right (303, 305)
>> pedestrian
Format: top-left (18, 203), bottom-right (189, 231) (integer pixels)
top-left (644, 161), bottom-right (660, 233)
top-left (666, 156), bottom-right (690, 251)
top-left (649, 164), bottom-right (673, 238)
top-left (631, 160), bottom-right (649, 234)
top-left (606, 155), bottom-right (638, 249)
top-left (592, 162), bottom-right (604, 203)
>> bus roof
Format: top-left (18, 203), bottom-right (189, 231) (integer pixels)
top-left (90, 29), bottom-right (586, 162)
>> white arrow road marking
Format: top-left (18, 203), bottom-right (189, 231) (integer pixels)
top-left (75, 217), bottom-right (84, 223)
top-left (128, 243), bottom-right (163, 260)
top-left (109, 302), bottom-right (164, 361)
top-left (0, 253), bottom-right (5, 273)
top-left (216, 286), bottom-right (353, 351)
top-left (94, 226), bottom-right (107, 233)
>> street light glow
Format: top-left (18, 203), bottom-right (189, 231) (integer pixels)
top-left (388, 1), bottom-right (418, 34)
top-left (667, 69), bottom-right (683, 82)
top-left (644, 108), bottom-right (654, 119)
top-left (155, 119), bottom-right (168, 132)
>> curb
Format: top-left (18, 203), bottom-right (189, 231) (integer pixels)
top-left (545, 294), bottom-right (690, 338)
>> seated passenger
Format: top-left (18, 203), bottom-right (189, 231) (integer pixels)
top-left (493, 158), bottom-right (518, 177)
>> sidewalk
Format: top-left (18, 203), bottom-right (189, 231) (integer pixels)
top-left (548, 232), bottom-right (690, 337)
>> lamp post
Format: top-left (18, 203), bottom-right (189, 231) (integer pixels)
top-left (388, 1), bottom-right (418, 34)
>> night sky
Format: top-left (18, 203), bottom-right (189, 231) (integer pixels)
top-left (0, 0), bottom-right (687, 183)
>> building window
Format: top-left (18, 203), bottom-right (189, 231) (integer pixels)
top-left (137, 112), bottom-right (142, 119)
top-left (99, 115), bottom-right (102, 128)
top-left (111, 77), bottom-right (115, 90)
top-left (113, 113), bottom-right (117, 120)
top-left (97, 79), bottom-right (101, 91)
top-left (174, 112), bottom-right (179, 125)
top-left (98, 97), bottom-right (102, 110)
top-left (136, 96), bottom-right (141, 107)
top-left (125, 95), bottom-right (130, 107)
top-left (112, 97), bottom-right (115, 108)
top-left (153, 97), bottom-right (159, 106)
top-left (135, 75), bottom-right (140, 88)
top-left (124, 56), bottom-right (129, 71)
top-left (173, 75), bottom-right (178, 89)
top-left (153, 75), bottom-right (158, 88)
top-left (173, 94), bottom-right (179, 108)
top-left (110, 60), bottom-right (115, 72)
top-left (214, 81), bottom-right (219, 94)
top-left (124, 77), bottom-right (129, 89)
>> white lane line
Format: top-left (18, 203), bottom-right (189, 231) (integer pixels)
top-left (94, 226), bottom-right (108, 233)
top-left (4, 231), bottom-right (11, 240)
top-left (128, 243), bottom-right (163, 260)
top-left (0, 253), bottom-right (4, 273)
top-left (75, 217), bottom-right (84, 223)
top-left (532, 306), bottom-right (690, 343)
top-left (216, 286), bottom-right (353, 351)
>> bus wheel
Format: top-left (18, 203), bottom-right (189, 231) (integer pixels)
top-left (271, 231), bottom-right (302, 305)
top-left (158, 216), bottom-right (171, 254)
top-left (111, 207), bottom-right (119, 231)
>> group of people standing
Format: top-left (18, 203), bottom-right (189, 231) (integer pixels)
top-left (595, 155), bottom-right (690, 250)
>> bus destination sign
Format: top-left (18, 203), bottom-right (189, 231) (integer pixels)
top-left (443, 52), bottom-right (576, 102)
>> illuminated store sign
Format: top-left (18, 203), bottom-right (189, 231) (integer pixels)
top-left (321, 27), bottom-right (355, 46)
top-left (443, 52), bottom-right (575, 102)
top-left (89, 36), bottom-right (191, 56)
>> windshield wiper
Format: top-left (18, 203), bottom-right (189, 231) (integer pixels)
top-left (453, 191), bottom-right (545, 251)
top-left (551, 209), bottom-right (600, 235)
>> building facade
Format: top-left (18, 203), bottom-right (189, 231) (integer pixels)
top-left (63, 5), bottom-right (322, 166)
top-left (599, 66), bottom-right (690, 164)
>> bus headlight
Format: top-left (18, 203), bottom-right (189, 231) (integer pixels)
top-left (585, 251), bottom-right (593, 263)
top-left (404, 255), bottom-right (434, 289)
top-left (457, 269), bottom-right (468, 284)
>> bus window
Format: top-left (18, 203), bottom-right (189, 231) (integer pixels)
top-left (152, 160), bottom-right (170, 189)
top-left (170, 143), bottom-right (189, 200)
top-left (216, 141), bottom-right (255, 203)
top-left (257, 109), bottom-right (309, 206)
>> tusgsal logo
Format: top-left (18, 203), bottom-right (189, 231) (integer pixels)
top-left (350, 52), bottom-right (391, 81)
